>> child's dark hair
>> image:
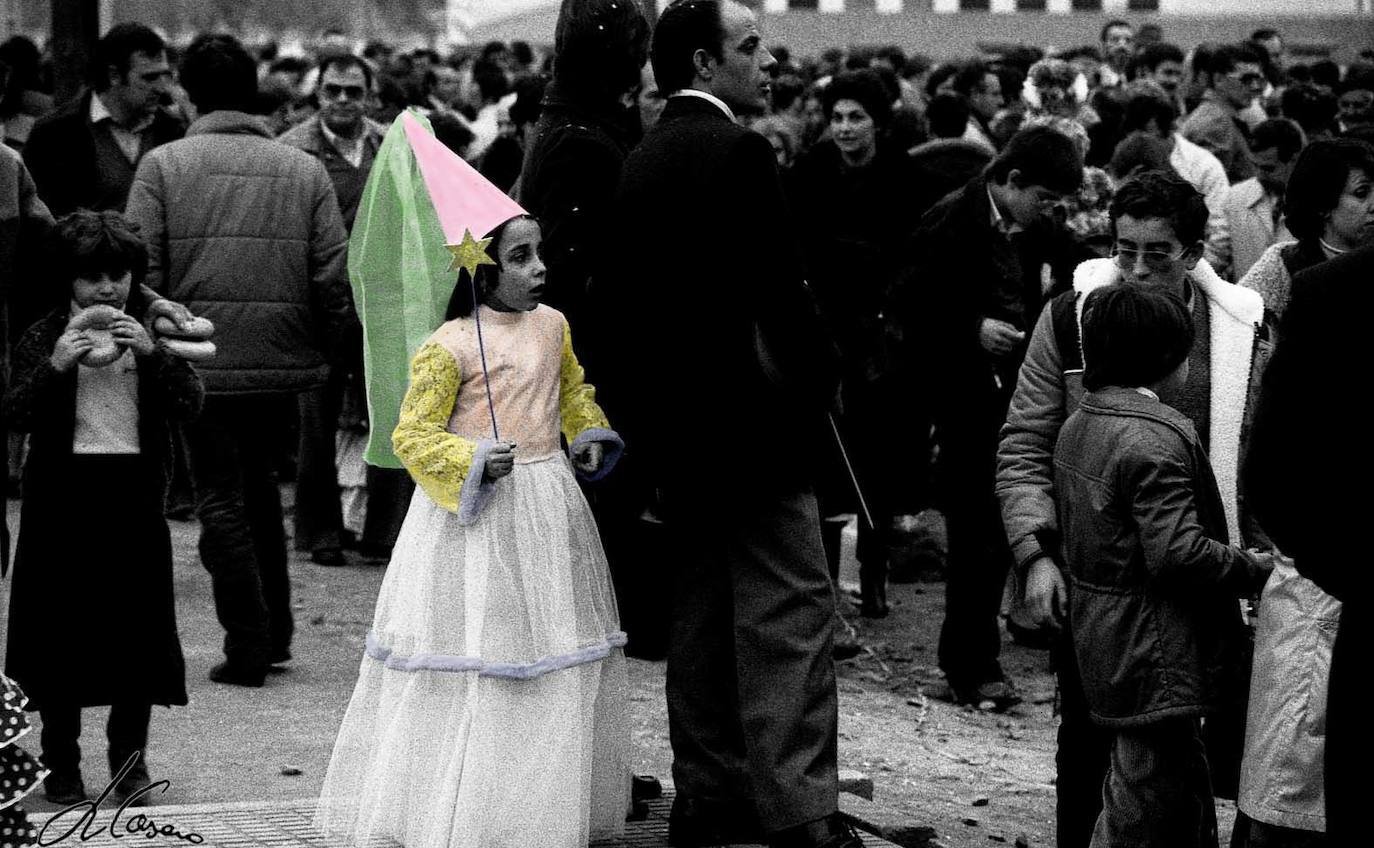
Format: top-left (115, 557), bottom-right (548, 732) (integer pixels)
top-left (443, 215), bottom-right (533, 320)
top-left (1082, 285), bottom-right (1194, 392)
top-left (51, 209), bottom-right (149, 290)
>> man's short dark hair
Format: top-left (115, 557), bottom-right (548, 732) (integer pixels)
top-left (949, 59), bottom-right (992, 98)
top-left (1122, 92), bottom-right (1178, 135)
top-left (651, 0), bottom-right (725, 96)
top-left (1281, 83), bottom-right (1338, 137)
top-left (987, 125), bottom-right (1084, 195)
top-left (1250, 118), bottom-right (1305, 161)
top-left (180, 33), bottom-right (258, 114)
top-left (316, 53), bottom-right (374, 91)
top-left (1284, 139), bottom-right (1374, 242)
top-left (1208, 43), bottom-right (1266, 78)
top-left (1310, 59), bottom-right (1341, 90)
top-left (88, 23), bottom-right (165, 91)
top-left (926, 91), bottom-right (970, 139)
top-left (1109, 170), bottom-right (1208, 247)
top-left (1100, 19), bottom-right (1133, 45)
top-left (554, 0), bottom-right (649, 104)
top-left (822, 69), bottom-right (892, 128)
top-left (51, 209), bottom-right (149, 290)
top-left (1082, 285), bottom-right (1194, 393)
top-left (1134, 42), bottom-right (1184, 75)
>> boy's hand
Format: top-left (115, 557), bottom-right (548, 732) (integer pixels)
top-left (51, 329), bottom-right (94, 372)
top-left (572, 441), bottom-right (604, 475)
top-left (979, 318), bottom-right (1026, 357)
top-left (483, 442), bottom-right (516, 482)
top-left (1024, 556), bottom-right (1068, 631)
top-left (110, 314), bottom-right (156, 356)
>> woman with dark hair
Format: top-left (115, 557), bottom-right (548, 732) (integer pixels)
top-left (1234, 137), bottom-right (1374, 848)
top-left (1241, 138), bottom-right (1374, 322)
top-left (786, 68), bottom-right (921, 621)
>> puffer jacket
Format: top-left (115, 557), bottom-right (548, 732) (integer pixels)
top-left (125, 110), bottom-right (354, 395)
top-left (1055, 387), bottom-right (1261, 726)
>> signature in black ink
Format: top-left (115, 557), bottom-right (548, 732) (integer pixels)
top-left (38, 752), bottom-right (204, 845)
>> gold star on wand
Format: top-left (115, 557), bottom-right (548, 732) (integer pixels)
top-left (446, 228), bottom-right (496, 276)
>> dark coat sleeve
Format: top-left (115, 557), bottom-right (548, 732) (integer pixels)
top-left (4, 316), bottom-right (68, 435)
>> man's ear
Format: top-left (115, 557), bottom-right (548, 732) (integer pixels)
top-left (691, 48), bottom-right (714, 81)
top-left (1003, 168), bottom-right (1022, 189)
top-left (1181, 241), bottom-right (1205, 270)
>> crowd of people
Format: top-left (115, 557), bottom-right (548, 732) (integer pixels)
top-left (1, 1), bottom-right (1372, 847)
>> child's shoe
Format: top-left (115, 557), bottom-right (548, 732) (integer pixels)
top-left (43, 770), bottom-right (86, 805)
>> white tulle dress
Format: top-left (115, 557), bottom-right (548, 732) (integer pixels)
top-left (315, 305), bottom-right (629, 848)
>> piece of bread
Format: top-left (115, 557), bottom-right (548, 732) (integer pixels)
top-left (152, 315), bottom-right (215, 340)
top-left (159, 338), bottom-right (217, 361)
top-left (68, 304), bottom-right (127, 367)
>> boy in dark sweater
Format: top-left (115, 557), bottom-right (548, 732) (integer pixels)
top-left (1052, 285), bottom-right (1270, 848)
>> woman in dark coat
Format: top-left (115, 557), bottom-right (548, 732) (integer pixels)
top-left (786, 69), bottom-right (925, 618)
top-left (2, 211), bottom-right (202, 807)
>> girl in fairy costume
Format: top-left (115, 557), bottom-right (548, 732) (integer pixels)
top-left (315, 212), bottom-right (628, 848)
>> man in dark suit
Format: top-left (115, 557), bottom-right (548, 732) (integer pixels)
top-left (1244, 243), bottom-right (1374, 846)
top-left (24, 23), bottom-right (183, 216)
top-left (602, 2), bottom-right (850, 847)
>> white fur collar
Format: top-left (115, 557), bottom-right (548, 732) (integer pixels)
top-left (1070, 257), bottom-right (1262, 543)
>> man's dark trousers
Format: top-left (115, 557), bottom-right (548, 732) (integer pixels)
top-left (665, 485), bottom-right (839, 832)
top-left (186, 394), bottom-right (297, 670)
top-left (293, 366), bottom-right (345, 553)
top-left (935, 379), bottom-right (1017, 693)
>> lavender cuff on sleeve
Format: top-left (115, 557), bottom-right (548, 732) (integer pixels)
top-left (569, 428), bottom-right (624, 482)
top-left (457, 438), bottom-right (499, 525)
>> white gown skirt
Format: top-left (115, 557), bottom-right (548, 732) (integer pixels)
top-left (315, 454), bottom-right (630, 848)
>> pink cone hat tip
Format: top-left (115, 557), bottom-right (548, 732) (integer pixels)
top-left (401, 110), bottom-right (528, 245)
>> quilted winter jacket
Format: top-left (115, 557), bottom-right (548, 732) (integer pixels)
top-left (124, 110), bottom-right (353, 394)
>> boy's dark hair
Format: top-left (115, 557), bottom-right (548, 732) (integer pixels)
top-left (1284, 139), bottom-right (1374, 242)
top-left (1208, 43), bottom-right (1265, 79)
top-left (651, 0), bottom-right (724, 97)
top-left (51, 209), bottom-right (149, 292)
top-left (1082, 285), bottom-right (1194, 393)
top-left (987, 125), bottom-right (1084, 195)
top-left (1281, 82), bottom-right (1338, 137)
top-left (1250, 118), bottom-right (1305, 161)
top-left (949, 59), bottom-right (991, 98)
top-left (1134, 42), bottom-right (1184, 75)
top-left (181, 33), bottom-right (258, 114)
top-left (822, 69), bottom-right (892, 128)
top-left (88, 23), bottom-right (165, 91)
top-left (1109, 170), bottom-right (1208, 247)
top-left (445, 216), bottom-right (533, 319)
top-left (927, 91), bottom-right (970, 139)
top-left (1122, 91), bottom-right (1177, 135)
top-left (316, 53), bottom-right (374, 91)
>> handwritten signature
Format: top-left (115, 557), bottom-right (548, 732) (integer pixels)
top-left (38, 753), bottom-right (204, 845)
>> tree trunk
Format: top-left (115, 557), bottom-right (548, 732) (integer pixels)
top-left (50, 0), bottom-right (99, 104)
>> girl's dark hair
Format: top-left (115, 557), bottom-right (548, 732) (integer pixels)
top-left (988, 124), bottom-right (1085, 195)
top-left (1082, 285), bottom-right (1194, 393)
top-left (554, 0), bottom-right (649, 104)
top-left (52, 210), bottom-right (148, 289)
top-left (443, 215), bottom-right (532, 320)
top-left (822, 69), bottom-right (893, 128)
top-left (1284, 139), bottom-right (1374, 243)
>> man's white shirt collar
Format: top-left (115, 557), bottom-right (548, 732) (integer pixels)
top-left (671, 89), bottom-right (737, 123)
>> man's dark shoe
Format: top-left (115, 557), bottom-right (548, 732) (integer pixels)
top-left (833, 613), bottom-right (863, 661)
top-left (110, 753), bottom-right (153, 807)
top-left (631, 774), bottom-right (662, 801)
top-left (355, 542), bottom-right (392, 565)
top-left (668, 796), bottom-right (764, 847)
top-left (770, 814), bottom-right (865, 848)
top-left (311, 547), bottom-right (346, 567)
top-left (209, 660), bottom-right (266, 688)
top-left (43, 770), bottom-right (87, 805)
top-left (954, 679), bottom-right (1022, 712)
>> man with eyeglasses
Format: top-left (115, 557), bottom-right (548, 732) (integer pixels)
top-left (280, 55), bottom-right (407, 571)
top-left (996, 170), bottom-right (1268, 848)
top-left (24, 23), bottom-right (183, 217)
top-left (1181, 43), bottom-right (1266, 185)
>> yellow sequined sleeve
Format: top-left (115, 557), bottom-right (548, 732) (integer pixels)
top-left (392, 341), bottom-right (478, 514)
top-left (559, 320), bottom-right (623, 481)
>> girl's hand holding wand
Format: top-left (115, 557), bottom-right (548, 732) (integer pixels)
top-left (572, 442), bottom-right (603, 476)
top-left (484, 442), bottom-right (516, 481)
top-left (50, 329), bottom-right (94, 372)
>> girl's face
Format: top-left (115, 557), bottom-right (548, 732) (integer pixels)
top-left (72, 271), bottom-right (132, 309)
top-left (1324, 168), bottom-right (1374, 252)
top-left (485, 217), bottom-right (546, 312)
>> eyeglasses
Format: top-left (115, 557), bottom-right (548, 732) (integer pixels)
top-left (1112, 246), bottom-right (1187, 268)
top-left (321, 83), bottom-right (367, 102)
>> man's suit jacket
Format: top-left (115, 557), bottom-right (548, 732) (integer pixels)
top-left (601, 95), bottom-right (839, 501)
top-left (1221, 177), bottom-right (1289, 283)
top-left (23, 89), bottom-right (184, 216)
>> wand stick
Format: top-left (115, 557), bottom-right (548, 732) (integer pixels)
top-left (828, 412), bottom-right (874, 531)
